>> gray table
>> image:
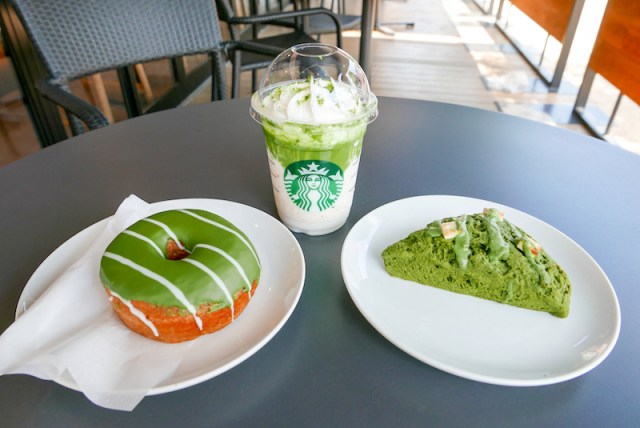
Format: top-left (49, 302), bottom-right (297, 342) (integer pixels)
top-left (1, 97), bottom-right (639, 427)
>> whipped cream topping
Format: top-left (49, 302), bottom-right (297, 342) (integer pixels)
top-left (258, 77), bottom-right (367, 125)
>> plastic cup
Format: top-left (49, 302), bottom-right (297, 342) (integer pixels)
top-left (250, 43), bottom-right (378, 235)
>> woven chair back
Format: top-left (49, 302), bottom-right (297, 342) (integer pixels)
top-left (13, 0), bottom-right (226, 84)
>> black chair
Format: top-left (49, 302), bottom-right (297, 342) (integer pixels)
top-left (298, 1), bottom-right (361, 37)
top-left (216, 0), bottom-right (342, 98)
top-left (11, 0), bottom-right (233, 136)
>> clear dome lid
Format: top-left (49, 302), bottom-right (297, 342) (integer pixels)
top-left (250, 43), bottom-right (378, 126)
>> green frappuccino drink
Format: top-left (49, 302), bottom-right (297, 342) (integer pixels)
top-left (250, 44), bottom-right (378, 235)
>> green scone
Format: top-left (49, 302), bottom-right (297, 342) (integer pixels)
top-left (381, 208), bottom-right (571, 317)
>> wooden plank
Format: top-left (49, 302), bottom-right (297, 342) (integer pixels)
top-left (588, 0), bottom-right (640, 105)
top-left (510, 0), bottom-right (575, 41)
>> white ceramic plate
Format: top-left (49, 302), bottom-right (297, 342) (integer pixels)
top-left (341, 195), bottom-right (620, 386)
top-left (17, 199), bottom-right (305, 395)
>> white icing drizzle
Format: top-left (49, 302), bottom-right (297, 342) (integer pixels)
top-left (182, 258), bottom-right (235, 319)
top-left (123, 230), bottom-right (164, 257)
top-left (109, 289), bottom-right (159, 337)
top-left (178, 209), bottom-right (261, 268)
top-left (193, 243), bottom-right (253, 295)
top-left (142, 217), bottom-right (186, 251)
top-left (103, 252), bottom-right (203, 330)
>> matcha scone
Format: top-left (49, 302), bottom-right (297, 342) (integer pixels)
top-left (381, 208), bottom-right (571, 317)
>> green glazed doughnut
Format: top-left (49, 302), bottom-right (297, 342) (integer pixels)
top-left (99, 209), bottom-right (261, 342)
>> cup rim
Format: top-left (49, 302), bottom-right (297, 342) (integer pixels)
top-left (290, 43), bottom-right (339, 57)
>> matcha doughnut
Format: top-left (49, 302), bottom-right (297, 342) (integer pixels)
top-left (100, 209), bottom-right (261, 343)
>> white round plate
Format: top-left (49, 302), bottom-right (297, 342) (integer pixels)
top-left (17, 199), bottom-right (305, 395)
top-left (341, 195), bottom-right (620, 386)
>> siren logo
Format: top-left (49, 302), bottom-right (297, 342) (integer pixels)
top-left (284, 160), bottom-right (343, 212)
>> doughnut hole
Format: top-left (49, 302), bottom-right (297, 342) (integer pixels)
top-left (166, 239), bottom-right (190, 260)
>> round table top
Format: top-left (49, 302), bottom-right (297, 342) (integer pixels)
top-left (1, 97), bottom-right (639, 426)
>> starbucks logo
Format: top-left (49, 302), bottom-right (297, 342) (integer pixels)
top-left (284, 160), bottom-right (344, 212)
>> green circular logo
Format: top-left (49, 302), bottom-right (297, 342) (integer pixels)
top-left (284, 160), bottom-right (344, 212)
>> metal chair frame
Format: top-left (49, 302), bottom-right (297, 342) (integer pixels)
top-left (11, 0), bottom-right (235, 135)
top-left (217, 0), bottom-right (342, 98)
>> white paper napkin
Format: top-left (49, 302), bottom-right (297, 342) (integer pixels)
top-left (0, 195), bottom-right (196, 411)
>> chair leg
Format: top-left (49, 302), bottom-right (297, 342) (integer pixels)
top-left (252, 70), bottom-right (258, 93)
top-left (211, 57), bottom-right (220, 101)
top-left (211, 51), bottom-right (227, 101)
top-left (117, 67), bottom-right (143, 117)
top-left (232, 50), bottom-right (241, 98)
top-left (211, 68), bottom-right (219, 102)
